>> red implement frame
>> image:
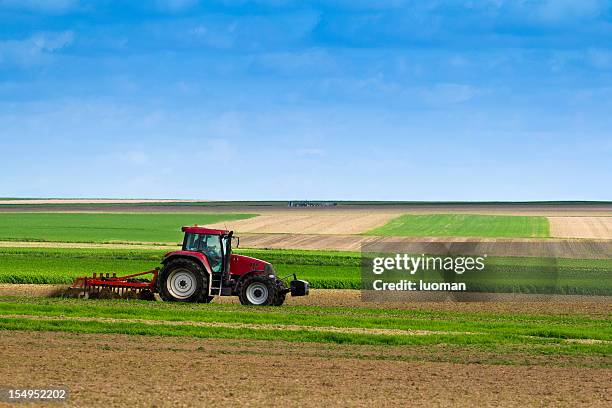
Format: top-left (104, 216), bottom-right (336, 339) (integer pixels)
top-left (70, 268), bottom-right (159, 293)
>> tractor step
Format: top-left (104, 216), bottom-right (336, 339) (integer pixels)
top-left (210, 286), bottom-right (232, 296)
top-left (210, 272), bottom-right (226, 296)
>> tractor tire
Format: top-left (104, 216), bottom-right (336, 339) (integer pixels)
top-left (238, 275), bottom-right (279, 306)
top-left (273, 279), bottom-right (287, 306)
top-left (201, 295), bottom-right (215, 304)
top-left (157, 258), bottom-right (209, 303)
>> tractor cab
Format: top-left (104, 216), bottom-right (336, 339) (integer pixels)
top-left (181, 226), bottom-right (232, 274)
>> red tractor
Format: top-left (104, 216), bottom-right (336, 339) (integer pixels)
top-left (69, 226), bottom-right (309, 306)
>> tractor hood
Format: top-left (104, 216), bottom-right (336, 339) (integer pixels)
top-left (230, 254), bottom-right (272, 276)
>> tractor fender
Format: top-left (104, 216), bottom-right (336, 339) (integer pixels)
top-left (162, 252), bottom-right (213, 277)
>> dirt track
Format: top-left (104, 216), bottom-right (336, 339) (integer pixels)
top-left (1, 285), bottom-right (609, 316)
top-left (0, 331), bottom-right (610, 407)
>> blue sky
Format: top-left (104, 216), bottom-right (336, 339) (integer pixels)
top-left (0, 0), bottom-right (610, 200)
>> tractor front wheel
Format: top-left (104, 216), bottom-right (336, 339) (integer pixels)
top-left (239, 276), bottom-right (282, 306)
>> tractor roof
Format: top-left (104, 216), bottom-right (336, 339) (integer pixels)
top-left (182, 226), bottom-right (230, 235)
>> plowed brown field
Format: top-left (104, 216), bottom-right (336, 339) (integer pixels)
top-left (1, 331), bottom-right (610, 407)
top-left (207, 211), bottom-right (403, 234)
top-left (549, 216), bottom-right (612, 239)
top-left (238, 234), bottom-right (612, 255)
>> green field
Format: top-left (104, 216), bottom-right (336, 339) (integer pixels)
top-left (0, 247), bottom-right (360, 289)
top-left (367, 214), bottom-right (550, 237)
top-left (0, 213), bottom-right (255, 243)
top-left (0, 247), bottom-right (609, 294)
top-left (0, 297), bottom-right (609, 367)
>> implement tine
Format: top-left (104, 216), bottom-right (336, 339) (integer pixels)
top-left (69, 268), bottom-right (156, 301)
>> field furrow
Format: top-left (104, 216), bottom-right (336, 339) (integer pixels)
top-left (2, 331), bottom-right (611, 407)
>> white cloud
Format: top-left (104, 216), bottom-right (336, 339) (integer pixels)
top-left (420, 83), bottom-right (479, 105)
top-left (490, 0), bottom-right (608, 24)
top-left (254, 49), bottom-right (337, 75)
top-left (316, 74), bottom-right (403, 98)
top-left (155, 0), bottom-right (198, 12)
top-left (31, 31), bottom-right (74, 52)
top-left (587, 49), bottom-right (612, 70)
top-left (0, 31), bottom-right (73, 67)
top-left (189, 23), bottom-right (236, 49)
top-left (207, 111), bottom-right (247, 139)
top-left (118, 151), bottom-right (151, 166)
top-left (536, 0), bottom-right (606, 22)
top-left (203, 138), bottom-right (236, 165)
top-left (191, 26), bottom-right (207, 36)
top-left (296, 148), bottom-right (326, 158)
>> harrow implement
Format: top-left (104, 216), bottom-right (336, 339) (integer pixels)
top-left (66, 269), bottom-right (159, 300)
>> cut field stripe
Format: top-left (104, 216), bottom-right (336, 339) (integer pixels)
top-left (1, 315), bottom-right (609, 347)
top-left (0, 314), bottom-right (474, 337)
top-left (0, 317), bottom-right (498, 347)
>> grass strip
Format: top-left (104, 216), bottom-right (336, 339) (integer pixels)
top-left (2, 315), bottom-right (611, 364)
top-left (0, 316), bottom-right (493, 346)
top-left (0, 298), bottom-right (609, 341)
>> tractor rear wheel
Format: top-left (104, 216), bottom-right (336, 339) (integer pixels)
top-left (157, 258), bottom-right (209, 303)
top-left (239, 276), bottom-right (279, 306)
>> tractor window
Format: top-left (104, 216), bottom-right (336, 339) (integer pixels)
top-left (183, 233), bottom-right (203, 251)
top-left (201, 235), bottom-right (223, 273)
top-left (183, 233), bottom-right (223, 273)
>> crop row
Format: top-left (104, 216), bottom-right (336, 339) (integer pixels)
top-left (0, 247), bottom-right (360, 289)
top-left (0, 247), bottom-right (609, 294)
